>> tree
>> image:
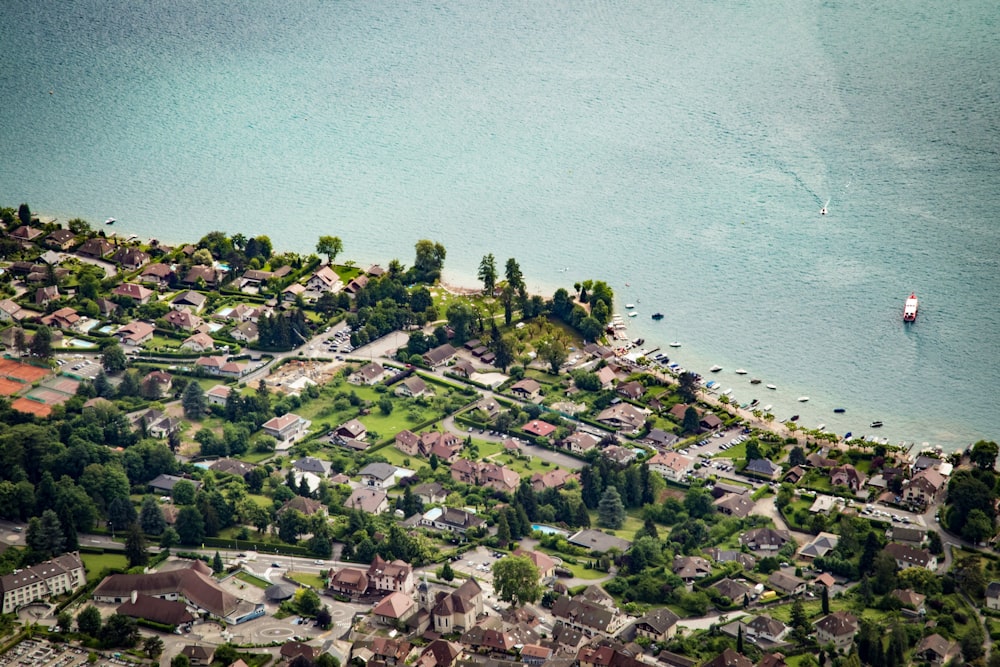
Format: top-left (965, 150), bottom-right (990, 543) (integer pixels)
top-left (378, 397), bottom-right (393, 415)
top-left (100, 614), bottom-right (140, 648)
top-left (26, 509), bottom-right (64, 559)
top-left (821, 584), bottom-right (829, 614)
top-left (478, 254), bottom-right (497, 295)
top-left (175, 506), bottom-right (205, 545)
top-left (789, 446), bottom-right (807, 466)
top-left (212, 550), bottom-right (224, 573)
top-left (143, 636), bottom-right (164, 659)
top-left (159, 526), bottom-right (179, 551)
top-left (297, 587), bottom-right (322, 616)
top-left (682, 407), bottom-right (700, 434)
top-left (440, 561), bottom-right (455, 582)
top-left (970, 440), bottom-right (999, 471)
top-left (17, 203), bottom-right (31, 226)
top-left (139, 496), bottom-right (166, 535)
top-left (182, 381), bottom-right (206, 420)
top-left (737, 625), bottom-right (744, 654)
top-left (124, 522), bottom-right (148, 568)
top-left (536, 337), bottom-right (568, 374)
top-left (413, 239), bottom-right (446, 281)
top-left (316, 235), bottom-right (343, 264)
top-left (29, 325), bottom-right (53, 359)
top-left (597, 486), bottom-right (626, 529)
top-left (678, 372), bottom-right (699, 403)
top-left (504, 258), bottom-right (525, 297)
top-left (77, 605), bottom-right (102, 636)
top-left (962, 508), bottom-right (994, 543)
top-left (172, 479), bottom-right (196, 505)
top-left (316, 606), bottom-right (333, 630)
top-left (492, 555), bottom-right (541, 607)
top-left (101, 343), bottom-right (128, 373)
top-left (171, 656), bottom-right (190, 667)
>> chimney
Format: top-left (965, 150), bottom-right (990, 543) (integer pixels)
top-left (131, 590), bottom-right (137, 604)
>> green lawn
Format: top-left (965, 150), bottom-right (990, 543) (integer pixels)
top-left (536, 553), bottom-right (607, 580)
top-left (713, 441), bottom-right (747, 460)
top-left (498, 453), bottom-right (567, 476)
top-left (81, 552), bottom-right (129, 581)
top-left (235, 571), bottom-right (272, 589)
top-left (287, 571), bottom-right (326, 589)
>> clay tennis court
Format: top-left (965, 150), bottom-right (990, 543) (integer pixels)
top-left (11, 397), bottom-right (52, 417)
top-left (0, 359), bottom-right (51, 383)
top-left (0, 377), bottom-right (22, 396)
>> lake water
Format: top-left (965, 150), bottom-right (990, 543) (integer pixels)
top-left (2, 0), bottom-right (998, 450)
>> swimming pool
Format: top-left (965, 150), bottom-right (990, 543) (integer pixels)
top-left (531, 524), bottom-right (569, 537)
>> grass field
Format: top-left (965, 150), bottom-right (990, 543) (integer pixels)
top-left (287, 571), bottom-right (326, 589)
top-left (713, 441), bottom-right (747, 459)
top-left (80, 552), bottom-right (129, 581)
top-left (235, 571), bottom-right (272, 589)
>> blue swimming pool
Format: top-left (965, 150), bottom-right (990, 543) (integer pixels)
top-left (531, 524), bottom-right (569, 537)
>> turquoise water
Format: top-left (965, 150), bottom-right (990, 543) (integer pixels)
top-left (2, 1), bottom-right (998, 449)
top-left (531, 524), bottom-right (569, 537)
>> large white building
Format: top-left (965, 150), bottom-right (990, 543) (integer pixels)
top-left (0, 552), bottom-right (86, 614)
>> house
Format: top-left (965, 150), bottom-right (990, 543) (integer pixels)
top-left (0, 552), bottom-right (86, 614)
top-left (306, 266), bottom-right (343, 294)
top-left (707, 549), bottom-right (757, 571)
top-left (567, 530), bottom-right (631, 554)
top-left (830, 464), bottom-right (866, 492)
top-left (261, 413), bottom-right (310, 449)
top-left (813, 611), bottom-right (858, 651)
top-left (699, 413), bottom-right (724, 431)
top-left (783, 466), bottom-right (806, 484)
top-left (344, 488), bottom-right (390, 515)
top-left (987, 582), bottom-right (1000, 610)
top-left (373, 592), bottom-right (417, 625)
top-left (423, 344), bottom-right (457, 368)
top-left (647, 452), bottom-right (693, 482)
top-left (757, 654), bottom-right (788, 667)
top-left (746, 615), bottom-right (789, 643)
top-left (642, 428), bottom-right (680, 449)
top-left (890, 589), bottom-right (926, 615)
top-left (798, 532), bottom-right (839, 560)
top-left (238, 269), bottom-right (273, 292)
top-left (523, 420), bottom-right (557, 438)
top-left (278, 496), bottom-right (326, 517)
top-left (181, 645), bottom-right (215, 667)
top-left (110, 246), bottom-right (150, 270)
top-left (231, 321), bottom-right (259, 343)
top-left (370, 637), bottom-right (413, 665)
top-left (350, 362), bottom-right (389, 385)
top-left (142, 371), bottom-right (173, 399)
top-left (112, 283), bottom-right (153, 304)
top-left (140, 263), bottom-right (175, 288)
top-left (423, 507), bottom-right (485, 534)
top-left (359, 462), bottom-right (399, 489)
top-left (712, 578), bottom-right (753, 603)
top-left (766, 571), bottom-right (806, 596)
top-left (673, 556), bottom-right (711, 583)
top-left (806, 453), bottom-right (838, 469)
top-left (164, 309), bottom-right (204, 331)
top-left (183, 265), bottom-right (222, 287)
top-left (423, 578), bottom-right (484, 633)
top-left (117, 593), bottom-right (196, 629)
top-left (510, 379), bottom-right (541, 401)
top-left (40, 306), bottom-right (81, 330)
top-left (280, 642), bottom-right (315, 663)
top-left (602, 444), bottom-right (637, 465)
top-left (450, 460), bottom-right (519, 494)
top-left (0, 299), bottom-right (23, 322)
top-left (396, 375), bottom-right (427, 398)
top-left (595, 366), bottom-right (618, 389)
top-left (77, 237), bottom-right (114, 259)
top-left (173, 290), bottom-right (207, 312)
top-left (334, 418), bottom-right (367, 442)
top-left (883, 543), bottom-right (937, 571)
top-left (594, 403), bottom-right (648, 432)
top-left (812, 573), bottom-right (836, 591)
top-left (903, 469), bottom-right (946, 507)
top-left (344, 274), bottom-right (369, 294)
top-left (562, 431), bottom-right (600, 454)
top-left (368, 555), bottom-right (414, 594)
top-left (714, 493), bottom-right (755, 518)
top-left (511, 549), bottom-right (556, 580)
top-left (889, 526), bottom-right (925, 546)
top-left (740, 528), bottom-right (792, 552)
top-left (293, 457), bottom-right (332, 478)
top-left (93, 560), bottom-right (263, 625)
top-left (520, 645), bottom-right (552, 667)
top-left (915, 634), bottom-right (959, 666)
top-left (616, 380), bottom-right (644, 400)
top-left (412, 482), bottom-right (447, 505)
top-left (45, 229), bottom-right (76, 250)
top-left (418, 639), bottom-right (462, 667)
top-left (530, 468), bottom-right (575, 492)
top-left (209, 458), bottom-right (256, 479)
top-left (701, 649), bottom-right (753, 667)
top-left (35, 285), bottom-right (60, 305)
top-left (148, 474), bottom-right (202, 495)
top-left (395, 430), bottom-right (421, 457)
top-left (633, 607), bottom-right (680, 643)
top-left (116, 321), bottom-right (155, 346)
top-left (550, 593), bottom-right (626, 638)
top-left (181, 332), bottom-right (215, 353)
top-left (744, 458), bottom-right (782, 480)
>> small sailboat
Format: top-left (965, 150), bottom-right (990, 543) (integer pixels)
top-left (797, 396), bottom-right (809, 402)
top-left (735, 368), bottom-right (747, 375)
top-left (104, 217), bottom-right (116, 225)
top-left (710, 365), bottom-right (723, 372)
top-left (766, 384), bottom-right (777, 390)
top-left (669, 341), bottom-right (681, 348)
top-left (820, 199), bottom-right (829, 215)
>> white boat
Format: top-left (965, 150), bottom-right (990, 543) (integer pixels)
top-left (669, 341), bottom-right (681, 347)
top-left (766, 384), bottom-right (777, 390)
top-left (104, 217), bottom-right (116, 225)
top-left (710, 365), bottom-right (723, 372)
top-left (798, 396), bottom-right (809, 402)
top-left (722, 388), bottom-right (733, 396)
top-left (762, 404), bottom-right (772, 412)
top-left (817, 424), bottom-right (826, 430)
top-left (735, 368), bottom-right (747, 374)
top-left (628, 312), bottom-right (638, 318)
top-left (625, 303), bottom-right (635, 309)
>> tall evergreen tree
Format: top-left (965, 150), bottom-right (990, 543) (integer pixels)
top-left (821, 584), bottom-right (830, 614)
top-left (597, 486), bottom-right (626, 529)
top-left (139, 495), bottom-right (166, 535)
top-left (125, 522), bottom-right (148, 568)
top-left (182, 381), bottom-right (206, 420)
top-left (496, 512), bottom-right (511, 546)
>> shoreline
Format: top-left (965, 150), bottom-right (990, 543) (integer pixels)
top-left (39, 214), bottom-right (981, 453)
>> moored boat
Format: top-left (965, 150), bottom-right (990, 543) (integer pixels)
top-left (766, 383), bottom-right (777, 390)
top-left (735, 368), bottom-right (747, 374)
top-left (798, 396), bottom-right (809, 402)
top-left (669, 341), bottom-right (681, 347)
top-left (104, 217), bottom-right (116, 225)
top-left (651, 312), bottom-right (664, 320)
top-left (710, 365), bottom-right (723, 372)
top-left (625, 303), bottom-right (635, 309)
top-left (903, 293), bottom-right (918, 321)
top-left (833, 408), bottom-right (846, 413)
top-left (817, 423), bottom-right (826, 430)
top-left (789, 415), bottom-right (799, 422)
top-left (870, 420), bottom-right (884, 428)
top-left (762, 404), bottom-right (772, 412)
top-left (750, 378), bottom-right (762, 384)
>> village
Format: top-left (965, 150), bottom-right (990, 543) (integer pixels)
top-left (0, 208), bottom-right (998, 667)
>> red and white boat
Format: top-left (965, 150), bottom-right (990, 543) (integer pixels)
top-left (903, 293), bottom-right (918, 322)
